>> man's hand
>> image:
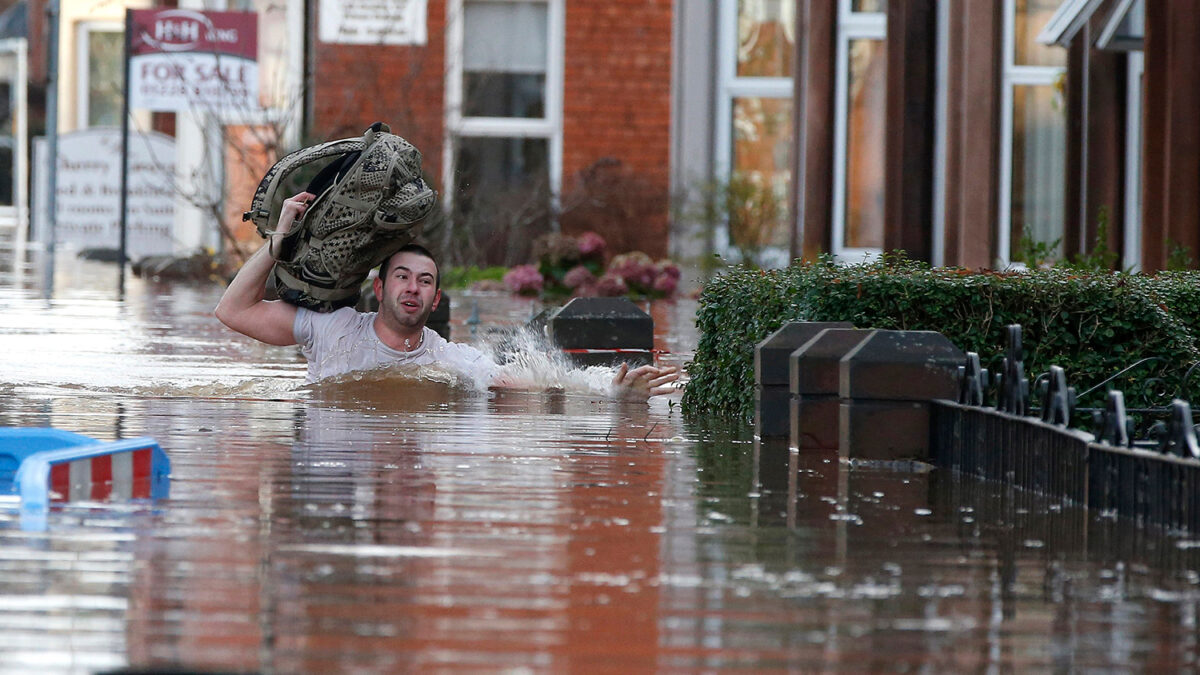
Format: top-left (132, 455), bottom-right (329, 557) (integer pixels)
top-left (612, 363), bottom-right (682, 401)
top-left (275, 192), bottom-right (314, 236)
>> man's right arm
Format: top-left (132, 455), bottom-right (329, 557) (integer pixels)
top-left (214, 192), bottom-right (314, 346)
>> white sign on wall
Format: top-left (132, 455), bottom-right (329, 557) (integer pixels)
top-left (319, 0), bottom-right (428, 45)
top-left (33, 129), bottom-right (176, 258)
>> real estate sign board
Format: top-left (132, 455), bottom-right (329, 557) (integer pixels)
top-left (128, 8), bottom-right (259, 112)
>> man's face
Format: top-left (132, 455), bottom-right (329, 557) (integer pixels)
top-left (374, 251), bottom-right (441, 331)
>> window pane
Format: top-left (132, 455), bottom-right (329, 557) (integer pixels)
top-left (464, 2), bottom-right (547, 73)
top-left (464, 1), bottom-right (547, 119)
top-left (851, 0), bottom-right (886, 12)
top-left (1098, 0), bottom-right (1144, 51)
top-left (730, 96), bottom-right (792, 250)
top-left (844, 38), bottom-right (886, 250)
top-left (736, 0), bottom-right (795, 78)
top-left (1113, 0), bottom-right (1145, 40)
top-left (453, 136), bottom-right (550, 265)
top-left (454, 136), bottom-right (549, 205)
top-left (87, 30), bottom-right (123, 127)
top-left (1010, 84), bottom-right (1065, 260)
top-left (464, 73), bottom-right (545, 118)
top-left (1014, 0), bottom-right (1066, 67)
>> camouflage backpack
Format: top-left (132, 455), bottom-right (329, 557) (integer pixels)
top-left (242, 122), bottom-right (438, 312)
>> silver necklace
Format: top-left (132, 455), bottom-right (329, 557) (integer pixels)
top-left (404, 331), bottom-right (424, 351)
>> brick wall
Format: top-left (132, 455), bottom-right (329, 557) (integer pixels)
top-left (310, 0), bottom-right (447, 181)
top-left (561, 0), bottom-right (673, 259)
top-left (222, 125), bottom-right (278, 259)
top-left (309, 0), bottom-right (675, 260)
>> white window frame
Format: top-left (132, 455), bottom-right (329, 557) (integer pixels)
top-left (831, 0), bottom-right (886, 263)
top-left (75, 20), bottom-right (123, 130)
top-left (443, 0), bottom-right (564, 214)
top-left (714, 0), bottom-right (793, 268)
top-left (997, 0), bottom-right (1067, 268)
top-left (1096, 0), bottom-right (1143, 51)
top-left (1037, 0), bottom-right (1105, 47)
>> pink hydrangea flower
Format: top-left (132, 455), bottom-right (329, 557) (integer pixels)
top-left (593, 272), bottom-right (629, 297)
top-left (562, 264), bottom-right (597, 289)
top-left (655, 260), bottom-right (681, 280)
top-left (577, 231), bottom-right (607, 259)
top-left (608, 251), bottom-right (656, 289)
top-left (503, 264), bottom-right (544, 295)
top-left (652, 272), bottom-right (678, 296)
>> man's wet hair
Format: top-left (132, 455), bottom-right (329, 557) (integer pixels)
top-left (378, 243), bottom-right (440, 290)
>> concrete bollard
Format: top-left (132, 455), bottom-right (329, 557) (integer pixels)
top-left (547, 297), bottom-right (654, 368)
top-left (789, 328), bottom-right (874, 450)
top-left (754, 321), bottom-right (853, 437)
top-left (839, 330), bottom-right (964, 461)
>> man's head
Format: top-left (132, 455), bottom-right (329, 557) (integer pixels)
top-left (373, 244), bottom-right (442, 334)
top-left (378, 243), bottom-right (440, 290)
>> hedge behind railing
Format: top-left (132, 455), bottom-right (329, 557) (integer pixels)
top-left (681, 256), bottom-right (1200, 422)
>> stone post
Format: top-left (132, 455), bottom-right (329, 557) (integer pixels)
top-left (789, 328), bottom-right (873, 450)
top-left (754, 321), bottom-right (853, 437)
top-left (839, 330), bottom-right (964, 461)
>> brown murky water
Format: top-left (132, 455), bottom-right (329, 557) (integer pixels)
top-left (1, 251), bottom-right (1199, 673)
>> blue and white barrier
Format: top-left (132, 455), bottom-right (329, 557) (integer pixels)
top-left (0, 428), bottom-right (170, 530)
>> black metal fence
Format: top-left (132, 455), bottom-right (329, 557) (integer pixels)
top-left (931, 324), bottom-right (1200, 534)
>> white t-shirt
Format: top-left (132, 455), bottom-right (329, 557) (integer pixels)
top-left (293, 307), bottom-right (499, 386)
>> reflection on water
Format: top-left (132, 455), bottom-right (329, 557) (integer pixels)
top-left (0, 252), bottom-right (1198, 672)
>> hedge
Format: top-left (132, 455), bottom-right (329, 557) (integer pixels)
top-left (681, 256), bottom-right (1200, 423)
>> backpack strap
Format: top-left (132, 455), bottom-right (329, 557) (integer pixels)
top-left (272, 265), bottom-right (362, 306)
top-left (373, 185), bottom-right (438, 231)
top-left (242, 137), bottom-right (367, 236)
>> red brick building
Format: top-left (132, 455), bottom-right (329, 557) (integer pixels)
top-left (308, 0), bottom-right (674, 264)
top-left (13, 0), bottom-right (678, 265)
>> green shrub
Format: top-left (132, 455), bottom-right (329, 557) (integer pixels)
top-left (681, 255), bottom-right (1200, 423)
top-left (441, 265), bottom-right (508, 289)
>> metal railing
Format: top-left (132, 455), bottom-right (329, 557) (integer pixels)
top-left (932, 324), bottom-right (1200, 534)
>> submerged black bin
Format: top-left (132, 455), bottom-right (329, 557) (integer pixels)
top-left (547, 297), bottom-right (654, 367)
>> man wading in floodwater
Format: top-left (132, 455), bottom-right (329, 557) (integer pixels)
top-left (216, 192), bottom-right (681, 399)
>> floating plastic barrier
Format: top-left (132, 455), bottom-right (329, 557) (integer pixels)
top-left (0, 428), bottom-right (170, 530)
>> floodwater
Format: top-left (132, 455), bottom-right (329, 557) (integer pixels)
top-left (1, 250), bottom-right (1199, 674)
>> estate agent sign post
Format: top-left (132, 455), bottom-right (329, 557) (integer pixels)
top-left (119, 8), bottom-right (258, 281)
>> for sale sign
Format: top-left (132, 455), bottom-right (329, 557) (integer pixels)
top-left (128, 9), bottom-right (258, 112)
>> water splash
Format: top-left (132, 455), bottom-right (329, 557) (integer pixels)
top-left (293, 327), bottom-right (620, 409)
top-left (482, 327), bottom-right (616, 397)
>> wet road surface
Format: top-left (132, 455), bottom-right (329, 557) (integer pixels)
top-left (0, 253), bottom-right (1198, 673)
